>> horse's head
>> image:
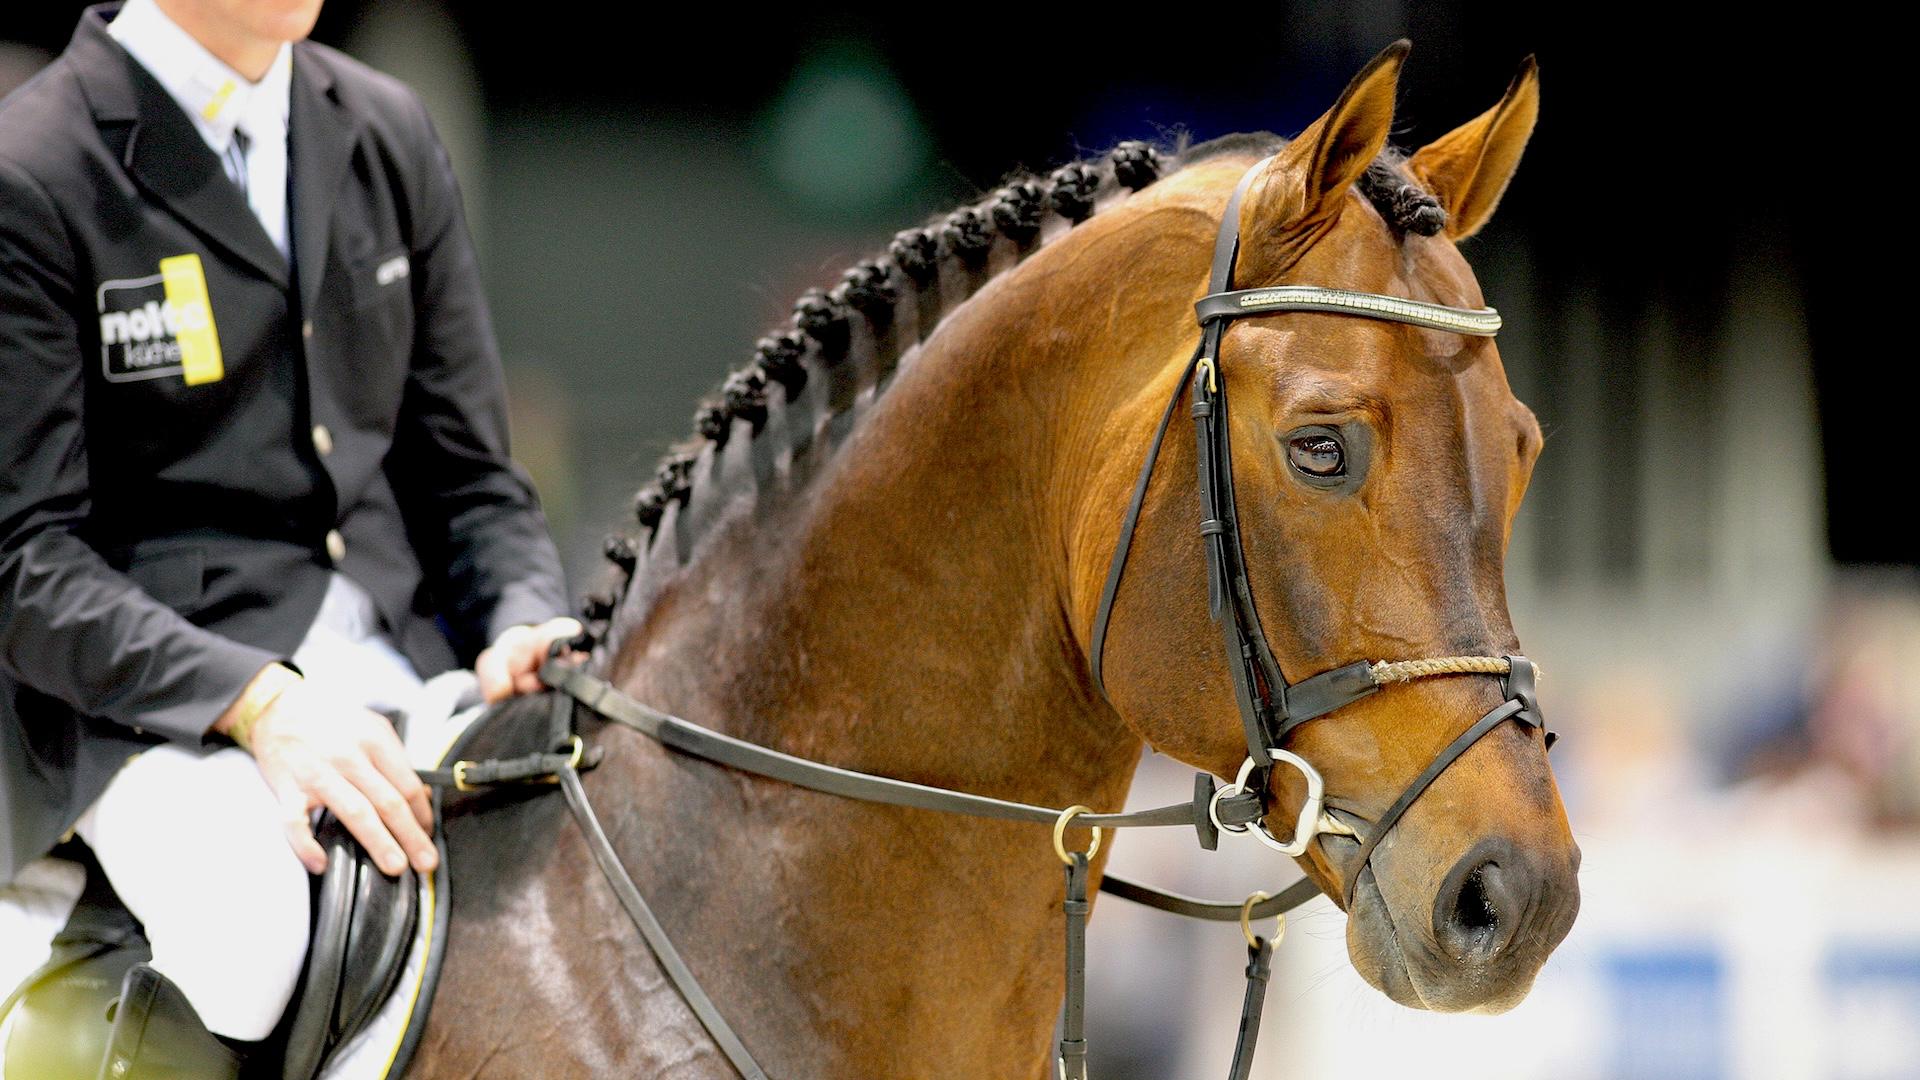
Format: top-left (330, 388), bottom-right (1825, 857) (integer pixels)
top-left (1084, 43), bottom-right (1578, 1013)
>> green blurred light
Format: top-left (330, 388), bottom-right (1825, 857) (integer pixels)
top-left (758, 41), bottom-right (930, 220)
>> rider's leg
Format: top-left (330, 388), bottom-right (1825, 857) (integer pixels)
top-left (74, 743), bottom-right (310, 1042)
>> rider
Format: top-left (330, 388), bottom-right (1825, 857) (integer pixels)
top-left (0, 0), bottom-right (577, 1073)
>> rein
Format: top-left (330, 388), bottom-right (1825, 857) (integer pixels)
top-left (441, 154), bottom-right (1556, 1079)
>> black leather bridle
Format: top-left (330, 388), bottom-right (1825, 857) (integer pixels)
top-left (447, 153), bottom-right (1557, 1080)
top-left (1086, 153), bottom-right (1550, 915)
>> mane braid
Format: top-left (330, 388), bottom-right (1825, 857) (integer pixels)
top-left (576, 132), bottom-right (1439, 650)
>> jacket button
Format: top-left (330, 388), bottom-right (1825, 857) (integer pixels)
top-left (312, 424), bottom-right (333, 456)
top-left (325, 529), bottom-right (347, 562)
top-left (302, 320), bottom-right (314, 340)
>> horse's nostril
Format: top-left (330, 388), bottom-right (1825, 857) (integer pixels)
top-left (1453, 865), bottom-right (1499, 934)
top-left (1433, 842), bottom-right (1525, 963)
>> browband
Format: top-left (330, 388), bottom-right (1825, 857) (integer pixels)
top-left (1195, 285), bottom-right (1501, 336)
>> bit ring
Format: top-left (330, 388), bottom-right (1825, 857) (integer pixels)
top-left (1248, 748), bottom-right (1327, 857)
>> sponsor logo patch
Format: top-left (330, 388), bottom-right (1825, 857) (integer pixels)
top-left (97, 254), bottom-right (223, 385)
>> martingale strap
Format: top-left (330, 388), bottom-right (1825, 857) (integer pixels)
top-left (557, 765), bottom-right (771, 1080)
top-left (534, 655), bottom-right (1541, 1078)
top-left (1226, 934), bottom-right (1275, 1080)
top-left (1056, 852), bottom-right (1091, 1080)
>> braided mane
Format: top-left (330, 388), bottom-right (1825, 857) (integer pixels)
top-left (574, 132), bottom-right (1444, 646)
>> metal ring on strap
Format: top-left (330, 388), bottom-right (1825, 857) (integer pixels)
top-left (1207, 750), bottom-right (1332, 858)
top-left (1207, 758), bottom-right (1259, 836)
top-left (1052, 804), bottom-right (1103, 866)
top-left (1239, 890), bottom-right (1284, 950)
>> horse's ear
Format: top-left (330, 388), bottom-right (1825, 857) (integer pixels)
top-left (1406, 56), bottom-right (1541, 240)
top-left (1242, 39), bottom-right (1409, 237)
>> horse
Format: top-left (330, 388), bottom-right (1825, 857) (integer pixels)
top-left (410, 41), bottom-right (1580, 1078)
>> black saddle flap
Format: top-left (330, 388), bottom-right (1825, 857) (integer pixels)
top-left (335, 829), bottom-right (419, 1038)
top-left (280, 813), bottom-right (418, 1080)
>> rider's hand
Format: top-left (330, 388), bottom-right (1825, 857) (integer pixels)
top-left (475, 616), bottom-right (584, 703)
top-left (214, 665), bottom-right (436, 878)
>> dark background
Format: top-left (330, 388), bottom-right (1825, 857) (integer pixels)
top-left (7, 2), bottom-right (1907, 576)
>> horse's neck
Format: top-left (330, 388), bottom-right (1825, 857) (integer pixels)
top-left (605, 186), bottom-right (1220, 801)
top-left (615, 281), bottom-right (1149, 821)
top-left (589, 227), bottom-right (1183, 1072)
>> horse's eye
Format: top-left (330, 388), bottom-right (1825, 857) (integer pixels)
top-left (1287, 433), bottom-right (1346, 478)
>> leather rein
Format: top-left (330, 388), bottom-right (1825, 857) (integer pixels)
top-left (445, 154), bottom-right (1556, 1080)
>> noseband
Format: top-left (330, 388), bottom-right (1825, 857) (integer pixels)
top-left (1087, 154), bottom-right (1551, 910)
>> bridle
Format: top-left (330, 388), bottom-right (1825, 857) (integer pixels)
top-left (442, 154), bottom-right (1557, 1080)
top-left (1087, 153), bottom-right (1550, 914)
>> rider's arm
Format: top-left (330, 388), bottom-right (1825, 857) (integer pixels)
top-left (380, 87), bottom-right (570, 663)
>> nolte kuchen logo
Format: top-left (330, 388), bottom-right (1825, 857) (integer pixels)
top-left (97, 254), bottom-right (225, 386)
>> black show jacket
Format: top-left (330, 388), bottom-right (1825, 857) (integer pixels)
top-left (0, 4), bottom-right (570, 882)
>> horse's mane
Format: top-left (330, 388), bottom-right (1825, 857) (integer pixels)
top-left (575, 131), bottom-right (1444, 644)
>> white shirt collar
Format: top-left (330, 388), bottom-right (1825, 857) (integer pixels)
top-left (107, 0), bottom-right (292, 152)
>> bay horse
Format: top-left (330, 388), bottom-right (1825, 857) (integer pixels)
top-left (412, 41), bottom-right (1580, 1077)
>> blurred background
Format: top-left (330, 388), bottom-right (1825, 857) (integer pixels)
top-left (5, 3), bottom-right (1914, 1077)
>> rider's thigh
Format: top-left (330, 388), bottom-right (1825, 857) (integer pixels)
top-left (74, 743), bottom-right (311, 1042)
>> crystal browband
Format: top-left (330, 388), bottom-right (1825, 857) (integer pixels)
top-left (1193, 285), bottom-right (1503, 337)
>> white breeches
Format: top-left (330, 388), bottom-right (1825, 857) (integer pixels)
top-left (77, 572), bottom-right (428, 1041)
top-left (73, 744), bottom-right (312, 1041)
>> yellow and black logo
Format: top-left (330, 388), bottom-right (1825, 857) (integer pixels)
top-left (96, 254), bottom-right (224, 386)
